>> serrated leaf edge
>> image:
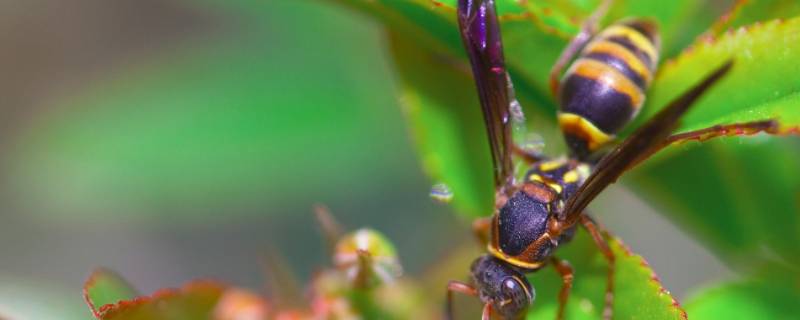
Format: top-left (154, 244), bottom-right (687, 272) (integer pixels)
top-left (83, 268), bottom-right (138, 319)
top-left (612, 238), bottom-right (688, 320)
top-left (96, 280), bottom-right (226, 319)
top-left (660, 17), bottom-right (795, 77)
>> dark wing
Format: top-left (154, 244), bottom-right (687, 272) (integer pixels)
top-left (561, 61), bottom-right (734, 227)
top-left (457, 0), bottom-right (514, 189)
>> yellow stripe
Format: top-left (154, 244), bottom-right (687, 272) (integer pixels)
top-left (487, 244), bottom-right (545, 270)
top-left (529, 171), bottom-right (563, 194)
top-left (547, 182), bottom-right (563, 194)
top-left (583, 40), bottom-right (652, 85)
top-left (538, 159), bottom-right (564, 172)
top-left (599, 24), bottom-right (659, 68)
top-left (568, 58), bottom-right (644, 108)
top-left (558, 113), bottom-right (614, 150)
top-left (563, 170), bottom-right (579, 183)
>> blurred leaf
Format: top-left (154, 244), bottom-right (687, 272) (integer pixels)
top-left (388, 27), bottom-right (567, 217)
top-left (212, 288), bottom-right (270, 320)
top-left (0, 276), bottom-right (89, 320)
top-left (5, 1), bottom-right (413, 222)
top-left (629, 137), bottom-right (800, 269)
top-left (684, 271), bottom-right (800, 319)
top-left (97, 281), bottom-right (225, 320)
top-left (388, 31), bottom-right (492, 217)
top-left (84, 269), bottom-right (138, 319)
top-left (524, 230), bottom-right (685, 319)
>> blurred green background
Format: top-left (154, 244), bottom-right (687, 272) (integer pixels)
top-left (0, 1), bottom-right (733, 318)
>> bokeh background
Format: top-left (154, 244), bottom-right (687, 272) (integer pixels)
top-left (0, 1), bottom-right (732, 319)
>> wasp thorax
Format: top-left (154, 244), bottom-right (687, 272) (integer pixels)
top-left (470, 255), bottom-right (534, 319)
top-left (489, 183), bottom-right (557, 268)
top-left (497, 190), bottom-right (550, 255)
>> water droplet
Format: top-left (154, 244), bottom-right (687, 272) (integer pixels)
top-left (505, 73), bottom-right (528, 145)
top-left (579, 298), bottom-right (595, 313)
top-left (430, 183), bottom-right (454, 203)
top-left (519, 132), bottom-right (546, 155)
top-left (509, 99), bottom-right (524, 123)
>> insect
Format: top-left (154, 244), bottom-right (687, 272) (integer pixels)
top-left (447, 0), bottom-right (776, 319)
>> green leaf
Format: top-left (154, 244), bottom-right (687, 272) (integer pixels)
top-left (387, 30), bottom-right (564, 217)
top-left (725, 0), bottom-right (800, 31)
top-left (388, 31), bottom-right (491, 217)
top-left (684, 271), bottom-right (800, 318)
top-left (96, 281), bottom-right (225, 320)
top-left (623, 16), bottom-right (800, 268)
top-left (636, 16), bottom-right (800, 133)
top-left (328, 0), bottom-right (719, 110)
top-left (0, 276), bottom-right (89, 320)
top-left (83, 269), bottom-right (138, 319)
top-left (628, 137), bottom-right (800, 269)
top-left (522, 230), bottom-right (685, 319)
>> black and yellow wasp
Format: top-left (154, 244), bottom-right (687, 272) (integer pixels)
top-left (446, 0), bottom-right (775, 319)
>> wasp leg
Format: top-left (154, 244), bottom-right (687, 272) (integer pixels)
top-left (447, 281), bottom-right (478, 320)
top-left (481, 302), bottom-right (493, 320)
top-left (551, 256), bottom-right (575, 320)
top-left (580, 215), bottom-right (615, 320)
top-left (472, 217), bottom-right (492, 247)
top-left (627, 120), bottom-right (778, 172)
top-left (512, 143), bottom-right (545, 164)
top-left (549, 0), bottom-right (613, 96)
top-left (667, 120), bottom-right (778, 144)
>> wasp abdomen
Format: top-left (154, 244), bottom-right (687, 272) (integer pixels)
top-left (558, 19), bottom-right (660, 160)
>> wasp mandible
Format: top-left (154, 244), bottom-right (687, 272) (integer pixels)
top-left (447, 0), bottom-right (775, 319)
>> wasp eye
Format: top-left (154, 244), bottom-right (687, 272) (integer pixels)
top-left (495, 276), bottom-right (534, 318)
top-left (501, 277), bottom-right (533, 302)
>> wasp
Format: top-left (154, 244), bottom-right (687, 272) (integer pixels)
top-left (447, 0), bottom-right (775, 319)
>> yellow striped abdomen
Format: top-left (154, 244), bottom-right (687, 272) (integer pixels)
top-left (557, 19), bottom-right (660, 160)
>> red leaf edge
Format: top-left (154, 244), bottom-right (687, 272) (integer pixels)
top-left (83, 267), bottom-right (137, 319)
top-left (613, 238), bottom-right (689, 320)
top-left (96, 280), bottom-right (227, 319)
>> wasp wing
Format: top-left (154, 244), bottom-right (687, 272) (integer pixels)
top-left (457, 0), bottom-right (515, 190)
top-left (561, 61), bottom-right (734, 227)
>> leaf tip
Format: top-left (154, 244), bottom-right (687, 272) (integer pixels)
top-left (612, 237), bottom-right (688, 319)
top-left (83, 267), bottom-right (134, 319)
top-left (97, 280), bottom-right (226, 319)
